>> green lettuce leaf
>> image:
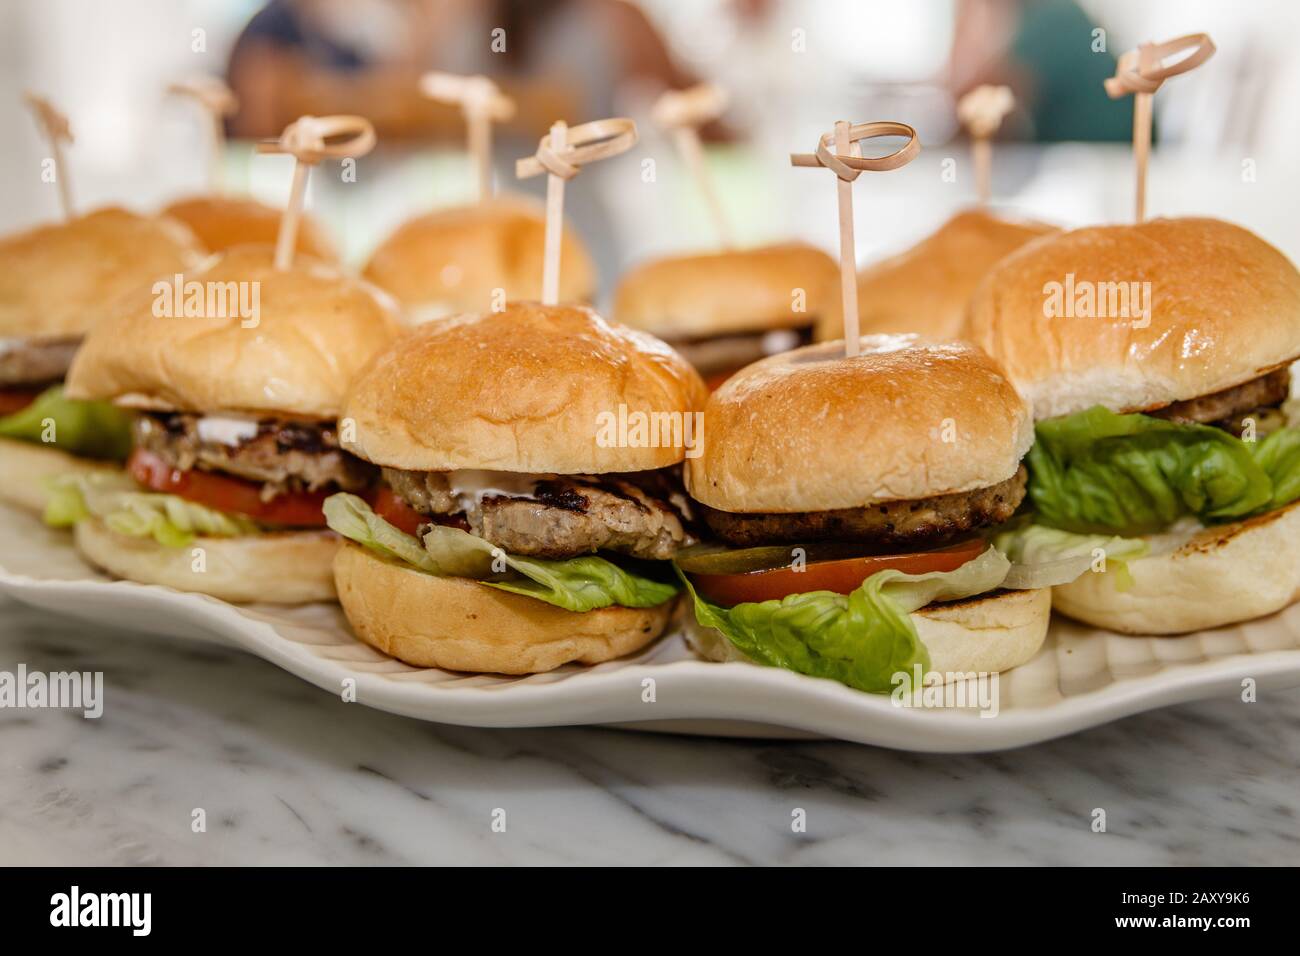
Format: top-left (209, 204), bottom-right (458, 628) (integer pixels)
top-left (1027, 405), bottom-right (1281, 534)
top-left (993, 520), bottom-right (1147, 591)
top-left (44, 471), bottom-right (256, 546)
top-left (323, 492), bottom-right (679, 612)
top-left (1249, 426), bottom-right (1300, 511)
top-left (0, 385), bottom-right (133, 460)
top-left (322, 492), bottom-right (443, 573)
top-left (680, 546), bottom-right (1010, 694)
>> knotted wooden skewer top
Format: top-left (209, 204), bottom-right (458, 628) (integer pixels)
top-left (169, 76), bottom-right (238, 194)
top-left (652, 83), bottom-right (733, 249)
top-left (421, 72), bottom-right (515, 122)
top-left (24, 92), bottom-right (74, 220)
top-left (256, 115), bottom-right (377, 270)
top-left (517, 118), bottom-right (638, 306)
top-left (1104, 33), bottom-right (1216, 98)
top-left (516, 117), bottom-right (637, 180)
top-left (957, 84), bottom-right (1014, 138)
top-left (1104, 32), bottom-right (1215, 222)
top-left (420, 71), bottom-right (515, 201)
top-left (791, 121), bottom-right (920, 357)
top-left (257, 114), bottom-right (376, 164)
top-left (651, 83), bottom-right (728, 130)
top-left (168, 76), bottom-right (237, 118)
top-left (791, 121), bottom-right (920, 179)
top-left (958, 85), bottom-right (1013, 205)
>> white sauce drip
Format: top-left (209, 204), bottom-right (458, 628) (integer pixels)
top-left (195, 415), bottom-right (261, 446)
top-left (445, 470), bottom-right (546, 511)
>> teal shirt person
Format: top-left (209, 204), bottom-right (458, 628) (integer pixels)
top-left (1010, 0), bottom-right (1139, 142)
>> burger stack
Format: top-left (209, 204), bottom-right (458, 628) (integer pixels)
top-left (11, 64), bottom-right (1300, 703)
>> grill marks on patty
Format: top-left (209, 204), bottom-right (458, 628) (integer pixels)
top-left (382, 467), bottom-right (696, 561)
top-left (135, 413), bottom-right (376, 500)
top-left (1149, 367), bottom-right (1291, 431)
top-left (699, 466), bottom-right (1029, 549)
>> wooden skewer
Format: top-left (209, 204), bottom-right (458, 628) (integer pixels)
top-left (1104, 32), bottom-right (1215, 222)
top-left (541, 121), bottom-right (568, 306)
top-left (956, 85), bottom-right (1014, 205)
top-left (256, 115), bottom-right (377, 270)
top-left (420, 72), bottom-right (516, 202)
top-left (169, 76), bottom-right (238, 194)
top-left (791, 121), bottom-right (920, 358)
top-left (24, 93), bottom-right (74, 220)
top-left (517, 116), bottom-right (638, 306)
top-left (651, 84), bottom-right (732, 248)
top-left (832, 122), bottom-right (859, 351)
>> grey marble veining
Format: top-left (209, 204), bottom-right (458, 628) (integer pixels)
top-left (1, 598), bottom-right (1297, 866)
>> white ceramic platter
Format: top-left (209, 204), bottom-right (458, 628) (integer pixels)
top-left (2, 503), bottom-right (1299, 751)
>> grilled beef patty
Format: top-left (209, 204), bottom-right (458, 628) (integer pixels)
top-left (699, 466), bottom-right (1028, 549)
top-left (0, 336), bottom-right (80, 389)
top-left (383, 467), bottom-right (696, 561)
top-left (1149, 367), bottom-right (1291, 431)
top-left (135, 413), bottom-right (375, 500)
top-left (667, 326), bottom-right (813, 380)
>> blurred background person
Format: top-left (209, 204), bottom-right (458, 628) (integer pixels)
top-left (227, 0), bottom-right (702, 142)
top-left (227, 0), bottom-right (444, 140)
top-left (946, 0), bottom-right (1134, 142)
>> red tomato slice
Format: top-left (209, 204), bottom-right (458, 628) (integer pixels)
top-left (0, 388), bottom-right (41, 416)
top-left (687, 538), bottom-right (989, 607)
top-left (371, 485), bottom-right (426, 536)
top-left (127, 448), bottom-right (330, 528)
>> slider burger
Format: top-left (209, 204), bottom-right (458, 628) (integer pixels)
top-left (51, 246), bottom-right (404, 603)
top-left (363, 195), bottom-right (596, 323)
top-left (164, 195), bottom-right (337, 260)
top-left (0, 207), bottom-right (204, 511)
top-left (679, 335), bottom-right (1052, 693)
top-left (323, 302), bottom-right (706, 673)
top-left (965, 217), bottom-right (1300, 634)
top-left (815, 209), bottom-right (1053, 342)
top-left (614, 243), bottom-right (839, 390)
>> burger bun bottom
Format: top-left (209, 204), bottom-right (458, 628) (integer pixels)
top-left (686, 586), bottom-right (1051, 681)
top-left (1052, 500), bottom-right (1300, 635)
top-left (75, 517), bottom-right (338, 604)
top-left (0, 437), bottom-right (118, 514)
top-left (333, 541), bottom-right (675, 673)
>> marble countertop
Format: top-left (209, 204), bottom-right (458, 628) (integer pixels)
top-left (2, 597), bottom-right (1298, 866)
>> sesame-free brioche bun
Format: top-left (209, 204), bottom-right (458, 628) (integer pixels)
top-left (65, 245), bottom-right (405, 418)
top-left (362, 195), bottom-right (595, 320)
top-left (686, 335), bottom-right (1033, 513)
top-left (964, 217), bottom-right (1300, 420)
top-left (614, 242), bottom-right (839, 339)
top-left (163, 195), bottom-right (337, 260)
top-left (815, 209), bottom-right (1053, 343)
top-left (0, 207), bottom-right (204, 341)
top-left (343, 301), bottom-right (707, 473)
top-left (1051, 500), bottom-right (1300, 635)
top-left (74, 518), bottom-right (337, 603)
top-left (333, 542), bottom-right (674, 672)
top-left (688, 586), bottom-right (1050, 679)
top-left (0, 438), bottom-right (117, 514)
